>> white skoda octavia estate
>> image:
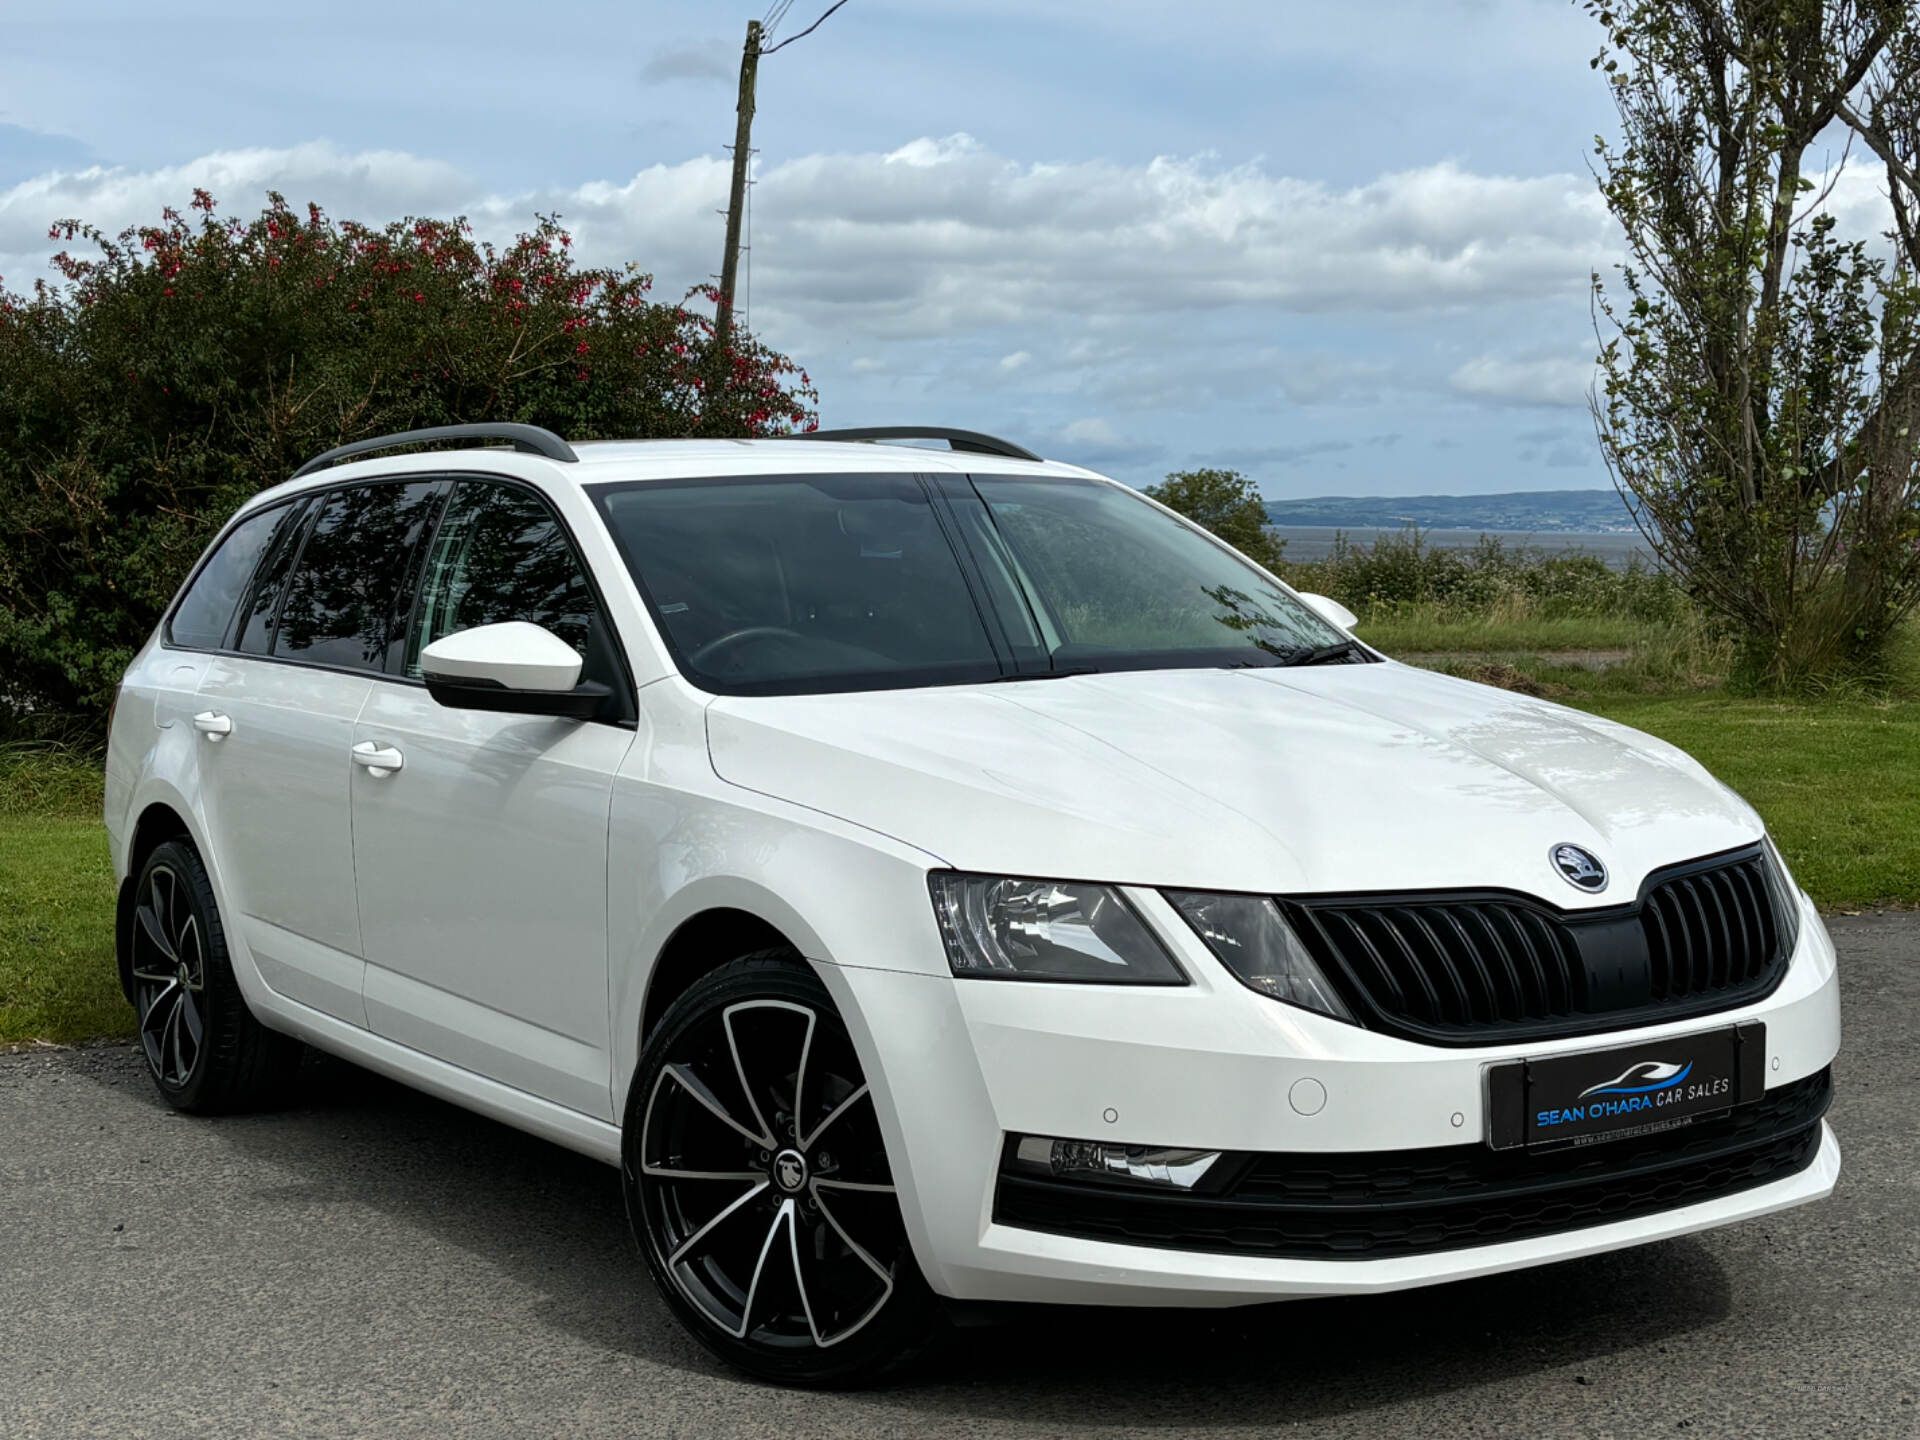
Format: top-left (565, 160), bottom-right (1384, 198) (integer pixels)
top-left (105, 423), bottom-right (1840, 1384)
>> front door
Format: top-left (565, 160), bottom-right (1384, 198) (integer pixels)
top-left (352, 479), bottom-right (635, 1120)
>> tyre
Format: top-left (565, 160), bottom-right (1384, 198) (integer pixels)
top-left (127, 839), bottom-right (304, 1113)
top-left (624, 950), bottom-right (941, 1386)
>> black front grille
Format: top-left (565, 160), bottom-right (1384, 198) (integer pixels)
top-left (994, 1069), bottom-right (1830, 1262)
top-left (1279, 845), bottom-right (1797, 1044)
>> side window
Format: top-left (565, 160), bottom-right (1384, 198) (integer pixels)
top-left (405, 481), bottom-right (597, 678)
top-left (234, 497), bottom-right (311, 654)
top-left (274, 480), bottom-right (444, 672)
top-left (168, 502), bottom-right (300, 651)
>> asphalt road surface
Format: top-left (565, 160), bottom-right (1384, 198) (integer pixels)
top-left (4, 916), bottom-right (1915, 1439)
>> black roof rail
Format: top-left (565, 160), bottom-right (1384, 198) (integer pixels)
top-left (292, 423), bottom-right (579, 479)
top-left (793, 426), bottom-right (1043, 463)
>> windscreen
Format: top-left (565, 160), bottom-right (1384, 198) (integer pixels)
top-left (592, 470), bottom-right (1350, 694)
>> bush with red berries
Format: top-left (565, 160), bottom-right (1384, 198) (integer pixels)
top-left (0, 191), bottom-right (817, 734)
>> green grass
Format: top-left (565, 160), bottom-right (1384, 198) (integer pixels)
top-left (1361, 612), bottom-right (1664, 656)
top-left (1575, 696), bottom-right (1920, 912)
top-left (0, 748), bottom-right (123, 1046)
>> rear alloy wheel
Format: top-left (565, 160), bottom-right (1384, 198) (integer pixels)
top-left (130, 859), bottom-right (208, 1090)
top-left (129, 839), bottom-right (303, 1112)
top-left (624, 951), bottom-right (939, 1385)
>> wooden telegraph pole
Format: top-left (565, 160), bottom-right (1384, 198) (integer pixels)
top-left (712, 19), bottom-right (762, 362)
top-left (707, 2), bottom-right (850, 403)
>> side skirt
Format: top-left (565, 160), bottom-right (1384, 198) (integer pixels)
top-left (249, 987), bottom-right (624, 1167)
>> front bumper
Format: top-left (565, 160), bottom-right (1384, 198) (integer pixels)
top-left (819, 887), bottom-right (1842, 1307)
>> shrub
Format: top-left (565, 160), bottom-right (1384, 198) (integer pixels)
top-left (0, 192), bottom-right (818, 737)
top-left (1278, 528), bottom-right (1686, 625)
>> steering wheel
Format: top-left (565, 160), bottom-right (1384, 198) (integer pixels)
top-left (689, 626), bottom-right (810, 669)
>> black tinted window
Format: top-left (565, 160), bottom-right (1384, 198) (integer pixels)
top-left (594, 474), bottom-right (999, 693)
top-left (168, 503), bottom-right (299, 650)
top-left (591, 471), bottom-right (1347, 696)
top-left (275, 481), bottom-right (443, 671)
top-left (234, 498), bottom-right (311, 654)
top-left (405, 482), bottom-right (597, 677)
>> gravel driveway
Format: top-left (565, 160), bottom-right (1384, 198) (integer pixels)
top-left (3, 915), bottom-right (1915, 1439)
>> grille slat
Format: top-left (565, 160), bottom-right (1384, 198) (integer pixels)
top-left (1462, 906), bottom-right (1532, 1020)
top-left (1726, 862), bottom-right (1766, 982)
top-left (1676, 877), bottom-right (1710, 994)
top-left (1279, 846), bottom-right (1795, 1045)
top-left (1645, 890), bottom-right (1676, 1000)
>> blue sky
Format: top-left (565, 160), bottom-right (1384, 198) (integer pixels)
top-left (1, 1), bottom-right (1648, 496)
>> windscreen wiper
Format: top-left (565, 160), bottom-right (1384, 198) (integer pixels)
top-left (990, 665), bottom-right (1099, 682)
top-left (1278, 639), bottom-right (1369, 667)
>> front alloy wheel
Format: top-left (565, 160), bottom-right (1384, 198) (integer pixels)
top-left (624, 951), bottom-right (938, 1385)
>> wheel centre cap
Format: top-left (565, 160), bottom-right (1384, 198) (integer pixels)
top-left (771, 1148), bottom-right (808, 1194)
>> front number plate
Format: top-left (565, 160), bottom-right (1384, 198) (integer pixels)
top-left (1488, 1023), bottom-right (1763, 1151)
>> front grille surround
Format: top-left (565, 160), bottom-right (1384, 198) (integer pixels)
top-left (1275, 844), bottom-right (1798, 1045)
top-left (993, 1068), bottom-right (1831, 1262)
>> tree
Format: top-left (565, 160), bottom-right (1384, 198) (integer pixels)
top-left (1587, 1), bottom-right (1920, 687)
top-left (1144, 468), bottom-right (1284, 570)
top-left (0, 193), bottom-right (818, 735)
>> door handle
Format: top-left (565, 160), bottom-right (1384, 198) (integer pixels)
top-left (351, 741), bottom-right (404, 777)
top-left (192, 711), bottom-right (233, 741)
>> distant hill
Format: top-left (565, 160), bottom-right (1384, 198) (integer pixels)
top-left (1264, 490), bottom-right (1635, 534)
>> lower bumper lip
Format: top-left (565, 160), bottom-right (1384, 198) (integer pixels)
top-left (962, 1121), bottom-right (1840, 1303)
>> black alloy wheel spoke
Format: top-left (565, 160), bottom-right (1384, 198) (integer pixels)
top-left (179, 986), bottom-right (205, 1046)
top-left (132, 904), bottom-right (176, 975)
top-left (723, 999), bottom-right (815, 1150)
top-left (660, 1063), bottom-right (774, 1150)
top-left (176, 914), bottom-right (204, 991)
top-left (798, 1082), bottom-right (870, 1153)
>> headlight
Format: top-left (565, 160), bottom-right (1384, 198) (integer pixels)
top-left (1163, 890), bottom-right (1354, 1022)
top-left (928, 874), bottom-right (1187, 984)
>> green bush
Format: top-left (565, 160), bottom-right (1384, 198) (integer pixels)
top-left (1144, 468), bottom-right (1283, 570)
top-left (0, 192), bottom-right (817, 738)
top-left (1278, 528), bottom-right (1686, 625)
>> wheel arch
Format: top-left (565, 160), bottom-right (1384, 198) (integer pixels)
top-left (639, 906), bottom-right (803, 1044)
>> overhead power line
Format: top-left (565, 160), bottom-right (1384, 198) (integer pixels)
top-left (761, 0), bottom-right (850, 55)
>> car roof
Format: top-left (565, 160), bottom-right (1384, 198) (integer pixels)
top-left (244, 437), bottom-right (1109, 513)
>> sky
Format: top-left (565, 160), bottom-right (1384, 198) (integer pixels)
top-left (0, 0), bottom-right (1816, 497)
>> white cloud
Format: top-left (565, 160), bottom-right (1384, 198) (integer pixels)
top-left (1449, 351), bottom-right (1597, 409)
top-left (1, 136), bottom-right (1617, 334)
top-left (1060, 417), bottom-right (1122, 445)
top-left (999, 349), bottom-right (1032, 371)
top-left (0, 143), bottom-right (471, 265)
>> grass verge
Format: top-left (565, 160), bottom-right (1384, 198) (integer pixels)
top-left (1, 746), bottom-right (122, 1046)
top-left (1576, 696), bottom-right (1920, 912)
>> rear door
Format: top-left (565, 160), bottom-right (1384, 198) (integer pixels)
top-left (352, 478), bottom-right (635, 1119)
top-left (192, 478), bottom-right (445, 1024)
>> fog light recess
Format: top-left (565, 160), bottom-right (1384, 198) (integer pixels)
top-left (1011, 1136), bottom-right (1222, 1190)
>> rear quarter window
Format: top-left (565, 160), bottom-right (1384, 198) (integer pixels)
top-left (167, 502), bottom-right (301, 651)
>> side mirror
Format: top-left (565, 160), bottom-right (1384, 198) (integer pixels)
top-left (1298, 593), bottom-right (1360, 632)
top-left (420, 622), bottom-right (609, 719)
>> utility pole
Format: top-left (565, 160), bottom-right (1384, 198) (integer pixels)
top-left (712, 18), bottom-right (762, 362)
